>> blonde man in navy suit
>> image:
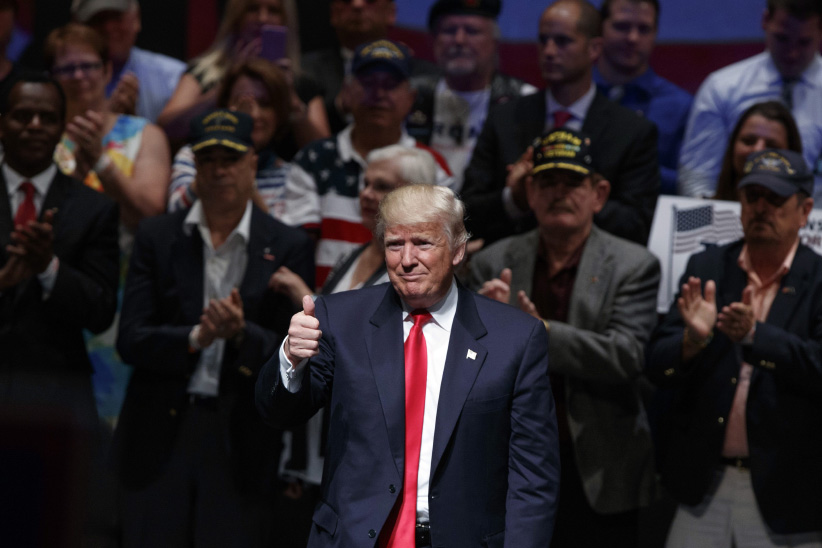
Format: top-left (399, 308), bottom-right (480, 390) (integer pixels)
top-left (257, 184), bottom-right (559, 548)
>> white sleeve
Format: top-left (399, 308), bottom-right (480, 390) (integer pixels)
top-left (279, 336), bottom-right (309, 393)
top-left (677, 76), bottom-right (729, 198)
top-left (280, 163), bottom-right (321, 227)
top-left (167, 145), bottom-right (197, 212)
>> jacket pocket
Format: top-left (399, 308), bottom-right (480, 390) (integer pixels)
top-left (482, 529), bottom-right (504, 547)
top-left (462, 394), bottom-right (510, 414)
top-left (312, 501), bottom-right (338, 536)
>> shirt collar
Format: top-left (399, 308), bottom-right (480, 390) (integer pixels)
top-left (765, 51), bottom-right (822, 86)
top-left (336, 124), bottom-right (415, 166)
top-left (545, 82), bottom-right (596, 123)
top-left (3, 163), bottom-right (58, 199)
top-left (401, 277), bottom-right (459, 334)
top-left (737, 237), bottom-right (799, 288)
top-left (184, 199), bottom-right (253, 248)
top-left (592, 65), bottom-right (656, 95)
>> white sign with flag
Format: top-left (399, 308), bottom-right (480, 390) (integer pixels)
top-left (649, 196), bottom-right (822, 313)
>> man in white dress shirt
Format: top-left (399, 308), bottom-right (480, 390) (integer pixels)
top-left (257, 184), bottom-right (560, 547)
top-left (678, 0), bottom-right (822, 201)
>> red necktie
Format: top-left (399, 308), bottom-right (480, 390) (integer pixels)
top-left (553, 110), bottom-right (573, 128)
top-left (383, 309), bottom-right (432, 548)
top-left (14, 181), bottom-right (37, 227)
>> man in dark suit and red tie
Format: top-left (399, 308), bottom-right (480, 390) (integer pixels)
top-left (462, 0), bottom-right (659, 247)
top-left (0, 70), bottom-right (119, 427)
top-left (257, 183), bottom-right (559, 547)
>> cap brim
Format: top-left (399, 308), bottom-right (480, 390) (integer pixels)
top-left (191, 138), bottom-right (250, 154)
top-left (532, 162), bottom-right (591, 177)
top-left (737, 173), bottom-right (799, 197)
top-left (353, 61), bottom-right (409, 79)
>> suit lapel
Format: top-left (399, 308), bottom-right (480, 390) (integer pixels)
top-left (581, 93), bottom-right (610, 145)
top-left (172, 222), bottom-right (205, 322)
top-left (517, 91), bottom-right (547, 150)
top-left (719, 245), bottom-right (749, 309)
top-left (0, 172), bottom-right (13, 257)
top-left (239, 209), bottom-right (269, 301)
top-left (507, 230), bottom-right (539, 300)
top-left (430, 285), bottom-right (488, 477)
top-left (366, 286), bottom-right (407, 476)
top-left (40, 173), bottom-right (68, 217)
top-left (568, 227), bottom-right (614, 328)
top-left (764, 245), bottom-right (811, 328)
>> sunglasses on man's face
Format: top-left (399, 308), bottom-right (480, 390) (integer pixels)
top-left (741, 186), bottom-right (793, 207)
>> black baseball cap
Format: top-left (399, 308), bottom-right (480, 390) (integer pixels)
top-left (532, 129), bottom-right (596, 177)
top-left (190, 109), bottom-right (254, 154)
top-left (428, 0), bottom-right (501, 30)
top-left (737, 149), bottom-right (813, 197)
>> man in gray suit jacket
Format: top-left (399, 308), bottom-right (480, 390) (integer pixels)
top-left (467, 128), bottom-right (660, 548)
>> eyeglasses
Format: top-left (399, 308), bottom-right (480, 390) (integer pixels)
top-left (52, 61), bottom-right (103, 78)
top-left (741, 186), bottom-right (792, 207)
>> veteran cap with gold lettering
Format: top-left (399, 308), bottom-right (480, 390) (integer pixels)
top-left (190, 109), bottom-right (254, 154)
top-left (737, 149), bottom-right (813, 197)
top-left (532, 128), bottom-right (595, 177)
top-left (351, 39), bottom-right (412, 79)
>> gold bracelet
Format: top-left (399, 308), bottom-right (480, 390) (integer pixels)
top-left (683, 327), bottom-right (713, 349)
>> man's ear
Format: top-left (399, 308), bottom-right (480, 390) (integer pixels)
top-left (452, 241), bottom-right (467, 266)
top-left (592, 177), bottom-right (610, 213)
top-left (588, 36), bottom-right (603, 64)
top-left (761, 7), bottom-right (771, 31)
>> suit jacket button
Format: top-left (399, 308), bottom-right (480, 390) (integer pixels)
top-left (731, 377), bottom-right (738, 384)
top-left (239, 365), bottom-right (252, 377)
top-left (389, 484), bottom-right (396, 494)
top-left (368, 529), bottom-right (376, 538)
top-left (169, 408), bottom-right (177, 417)
top-left (717, 417), bottom-right (724, 424)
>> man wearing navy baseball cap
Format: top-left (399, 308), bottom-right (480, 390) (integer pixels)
top-left (283, 39), bottom-right (453, 292)
top-left (648, 148), bottom-right (822, 546)
top-left (115, 108), bottom-right (314, 547)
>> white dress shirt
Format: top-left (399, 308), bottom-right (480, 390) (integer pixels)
top-left (185, 200), bottom-right (252, 396)
top-left (678, 51), bottom-right (822, 201)
top-left (279, 279), bottom-right (460, 522)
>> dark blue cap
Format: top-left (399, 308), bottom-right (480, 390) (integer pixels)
top-left (738, 149), bottom-right (813, 197)
top-left (190, 109), bottom-right (254, 154)
top-left (351, 39), bottom-right (412, 80)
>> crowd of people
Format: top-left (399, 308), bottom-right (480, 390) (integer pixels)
top-left (1, 0), bottom-right (821, 546)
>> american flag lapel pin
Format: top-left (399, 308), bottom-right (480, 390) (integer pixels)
top-left (466, 349), bottom-right (477, 360)
top-left (263, 247), bottom-right (275, 261)
top-left (782, 286), bottom-right (795, 294)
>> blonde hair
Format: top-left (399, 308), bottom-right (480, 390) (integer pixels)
top-left (376, 184), bottom-right (469, 250)
top-left (189, 0), bottom-right (301, 91)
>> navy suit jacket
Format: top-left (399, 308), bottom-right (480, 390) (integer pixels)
top-left (462, 90), bottom-right (659, 246)
top-left (115, 206), bottom-right (314, 493)
top-left (0, 169), bottom-right (119, 423)
top-left (257, 282), bottom-right (559, 548)
top-left (647, 241), bottom-right (822, 534)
